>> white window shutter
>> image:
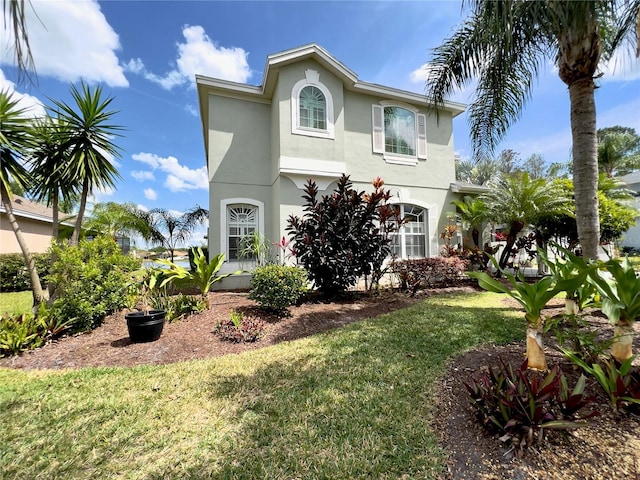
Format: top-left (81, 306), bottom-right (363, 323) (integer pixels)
top-left (372, 104), bottom-right (384, 154)
top-left (428, 206), bottom-right (439, 257)
top-left (417, 113), bottom-right (427, 160)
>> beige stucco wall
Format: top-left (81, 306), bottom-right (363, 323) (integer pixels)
top-left (0, 215), bottom-right (53, 254)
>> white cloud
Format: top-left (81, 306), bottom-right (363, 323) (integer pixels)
top-left (88, 185), bottom-right (116, 204)
top-left (124, 25), bottom-right (251, 90)
top-left (132, 152), bottom-right (208, 192)
top-left (184, 104), bottom-right (199, 117)
top-left (410, 62), bottom-right (475, 104)
top-left (1, 0), bottom-right (128, 87)
top-left (144, 188), bottom-right (157, 200)
top-left (131, 170), bottom-right (155, 182)
top-left (600, 50), bottom-right (640, 82)
top-left (0, 70), bottom-right (46, 117)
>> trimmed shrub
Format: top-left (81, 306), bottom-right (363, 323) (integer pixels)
top-left (0, 253), bottom-right (50, 292)
top-left (249, 265), bottom-right (308, 315)
top-left (47, 236), bottom-right (141, 331)
top-left (392, 257), bottom-right (469, 292)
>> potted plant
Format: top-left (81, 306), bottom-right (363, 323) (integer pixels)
top-left (125, 268), bottom-right (170, 343)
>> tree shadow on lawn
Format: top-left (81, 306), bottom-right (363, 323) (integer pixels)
top-left (152, 299), bottom-right (523, 479)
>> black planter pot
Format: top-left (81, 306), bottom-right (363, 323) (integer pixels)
top-left (125, 310), bottom-right (166, 343)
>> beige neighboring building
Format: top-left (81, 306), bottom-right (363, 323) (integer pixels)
top-left (197, 44), bottom-right (469, 287)
top-left (0, 196), bottom-right (61, 254)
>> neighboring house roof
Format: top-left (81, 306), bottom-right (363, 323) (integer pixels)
top-left (0, 195), bottom-right (74, 225)
top-left (196, 43), bottom-right (466, 156)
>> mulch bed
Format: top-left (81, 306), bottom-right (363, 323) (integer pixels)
top-left (1, 287), bottom-right (639, 479)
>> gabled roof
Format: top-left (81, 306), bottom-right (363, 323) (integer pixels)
top-left (196, 44), bottom-right (466, 142)
top-left (0, 195), bottom-right (73, 225)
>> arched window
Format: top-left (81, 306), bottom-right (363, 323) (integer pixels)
top-left (299, 86), bottom-right (326, 130)
top-left (291, 70), bottom-right (334, 139)
top-left (226, 204), bottom-right (258, 261)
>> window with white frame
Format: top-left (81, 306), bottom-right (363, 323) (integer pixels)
top-left (372, 103), bottom-right (427, 164)
top-left (299, 86), bottom-right (326, 130)
top-left (226, 204), bottom-right (257, 261)
top-left (389, 204), bottom-right (427, 259)
top-left (291, 69), bottom-right (335, 138)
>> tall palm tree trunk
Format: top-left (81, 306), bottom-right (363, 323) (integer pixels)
top-left (47, 193), bottom-right (60, 299)
top-left (70, 178), bottom-right (89, 246)
top-left (0, 186), bottom-right (46, 309)
top-left (569, 78), bottom-right (600, 260)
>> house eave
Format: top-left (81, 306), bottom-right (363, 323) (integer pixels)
top-left (450, 182), bottom-right (490, 194)
top-left (352, 82), bottom-right (466, 117)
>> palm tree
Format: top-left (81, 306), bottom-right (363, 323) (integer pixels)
top-left (482, 172), bottom-right (571, 269)
top-left (49, 81), bottom-right (124, 246)
top-left (84, 202), bottom-right (162, 244)
top-left (427, 1), bottom-right (640, 260)
top-left (2, 0), bottom-right (36, 84)
top-left (0, 90), bottom-right (46, 308)
top-left (451, 195), bottom-right (487, 249)
top-left (148, 206), bottom-right (208, 262)
top-left (28, 115), bottom-right (77, 242)
top-left (597, 126), bottom-right (640, 177)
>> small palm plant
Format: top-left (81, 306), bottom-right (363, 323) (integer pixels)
top-left (587, 257), bottom-right (640, 363)
top-left (159, 248), bottom-right (240, 308)
top-left (469, 257), bottom-right (560, 370)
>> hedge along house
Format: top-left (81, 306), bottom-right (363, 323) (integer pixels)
top-left (196, 44), bottom-right (467, 288)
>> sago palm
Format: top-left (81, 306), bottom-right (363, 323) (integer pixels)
top-left (481, 172), bottom-right (571, 269)
top-left (451, 195), bottom-right (488, 248)
top-left (0, 89), bottom-right (46, 308)
top-left (426, 0), bottom-right (640, 260)
top-left (49, 81), bottom-right (124, 246)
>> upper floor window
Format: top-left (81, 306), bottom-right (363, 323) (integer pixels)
top-left (384, 107), bottom-right (415, 155)
top-left (291, 69), bottom-right (335, 139)
top-left (299, 86), bottom-right (326, 130)
top-left (372, 103), bottom-right (427, 165)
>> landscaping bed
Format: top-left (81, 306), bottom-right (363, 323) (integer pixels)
top-left (1, 289), bottom-right (639, 479)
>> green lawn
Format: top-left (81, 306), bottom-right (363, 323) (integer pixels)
top-left (0, 291), bottom-right (522, 479)
top-left (0, 291), bottom-right (32, 316)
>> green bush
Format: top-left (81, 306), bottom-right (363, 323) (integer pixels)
top-left (286, 175), bottom-right (399, 296)
top-left (0, 253), bottom-right (50, 292)
top-left (249, 264), bottom-right (308, 315)
top-left (47, 236), bottom-right (141, 331)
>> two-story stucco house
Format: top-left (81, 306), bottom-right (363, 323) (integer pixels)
top-left (196, 44), bottom-right (467, 287)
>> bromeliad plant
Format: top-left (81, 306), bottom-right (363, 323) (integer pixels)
top-left (539, 246), bottom-right (597, 315)
top-left (468, 257), bottom-right (560, 370)
top-left (465, 357), bottom-right (596, 453)
top-left (563, 351), bottom-right (640, 413)
top-left (587, 257), bottom-right (640, 363)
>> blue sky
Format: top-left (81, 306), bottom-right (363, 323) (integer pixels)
top-left (1, 0), bottom-right (639, 248)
